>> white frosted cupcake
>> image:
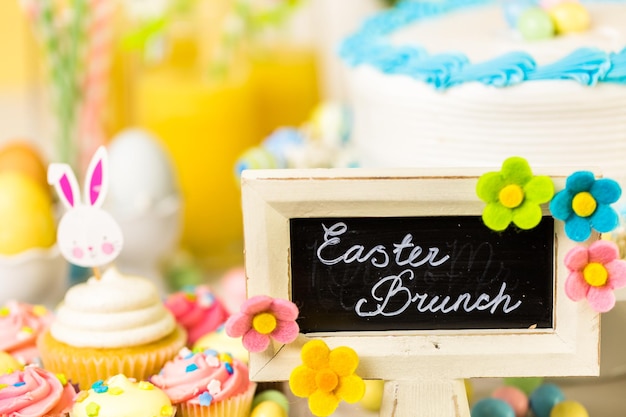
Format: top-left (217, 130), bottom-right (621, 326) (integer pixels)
top-left (38, 267), bottom-right (186, 389)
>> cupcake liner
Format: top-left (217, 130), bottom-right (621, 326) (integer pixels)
top-left (37, 325), bottom-right (186, 390)
top-left (177, 382), bottom-right (257, 417)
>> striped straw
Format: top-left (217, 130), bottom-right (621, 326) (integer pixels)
top-left (20, 0), bottom-right (89, 169)
top-left (78, 0), bottom-right (116, 173)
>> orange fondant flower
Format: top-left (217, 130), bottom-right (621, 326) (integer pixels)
top-left (289, 340), bottom-right (365, 417)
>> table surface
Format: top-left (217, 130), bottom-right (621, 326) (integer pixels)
top-left (325, 376), bottom-right (626, 416)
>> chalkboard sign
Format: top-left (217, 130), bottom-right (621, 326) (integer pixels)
top-left (290, 216), bottom-right (554, 333)
top-left (241, 168), bottom-right (599, 384)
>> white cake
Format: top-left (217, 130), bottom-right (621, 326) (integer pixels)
top-left (341, 0), bottom-right (626, 183)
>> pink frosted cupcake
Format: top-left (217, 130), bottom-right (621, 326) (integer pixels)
top-left (0, 365), bottom-right (77, 416)
top-left (151, 348), bottom-right (256, 417)
top-left (165, 286), bottom-right (230, 345)
top-left (0, 301), bottom-right (53, 364)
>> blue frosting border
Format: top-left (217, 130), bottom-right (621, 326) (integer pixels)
top-left (339, 0), bottom-right (626, 89)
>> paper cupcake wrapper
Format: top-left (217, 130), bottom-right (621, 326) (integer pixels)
top-left (177, 382), bottom-right (257, 417)
top-left (37, 326), bottom-right (186, 390)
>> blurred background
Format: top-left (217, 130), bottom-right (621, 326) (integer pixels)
top-left (1, 1), bottom-right (625, 415)
top-left (0, 0), bottom-right (388, 290)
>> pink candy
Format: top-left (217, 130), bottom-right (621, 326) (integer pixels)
top-left (492, 386), bottom-right (529, 417)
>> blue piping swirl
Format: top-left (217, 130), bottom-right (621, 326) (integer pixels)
top-left (339, 0), bottom-right (626, 89)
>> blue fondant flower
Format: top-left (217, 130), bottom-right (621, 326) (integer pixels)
top-left (550, 171), bottom-right (622, 242)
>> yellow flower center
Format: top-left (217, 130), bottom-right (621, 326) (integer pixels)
top-left (316, 368), bottom-right (339, 393)
top-left (583, 262), bottom-right (608, 287)
top-left (572, 191), bottom-right (597, 217)
top-left (252, 312), bottom-right (277, 335)
top-left (499, 184), bottom-right (524, 208)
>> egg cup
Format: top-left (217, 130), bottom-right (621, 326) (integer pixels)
top-left (0, 245), bottom-right (67, 307)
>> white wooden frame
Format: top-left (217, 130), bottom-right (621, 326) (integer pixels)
top-left (241, 168), bottom-right (600, 383)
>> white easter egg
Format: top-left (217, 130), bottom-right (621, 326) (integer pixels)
top-left (105, 129), bottom-right (179, 217)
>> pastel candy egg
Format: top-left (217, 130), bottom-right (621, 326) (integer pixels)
top-left (549, 2), bottom-right (590, 34)
top-left (550, 400), bottom-right (589, 417)
top-left (517, 7), bottom-right (555, 41)
top-left (250, 400), bottom-right (288, 417)
top-left (471, 398), bottom-right (515, 417)
top-left (251, 389), bottom-right (290, 414)
top-left (359, 379), bottom-right (384, 411)
top-left (492, 386), bottom-right (528, 417)
top-left (503, 377), bottom-right (543, 395)
top-left (529, 383), bottom-right (565, 417)
top-left (502, 0), bottom-right (539, 28)
top-left (234, 146), bottom-right (280, 179)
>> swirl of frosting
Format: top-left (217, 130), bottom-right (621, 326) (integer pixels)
top-left (402, 52), bottom-right (469, 89)
top-left (528, 47), bottom-right (612, 86)
top-left (0, 301), bottom-right (52, 364)
top-left (151, 349), bottom-right (252, 405)
top-left (0, 366), bottom-right (77, 417)
top-left (50, 267), bottom-right (176, 348)
top-left (71, 374), bottom-right (175, 417)
top-left (606, 48), bottom-right (626, 83)
top-left (449, 51), bottom-right (536, 87)
top-left (164, 286), bottom-right (230, 345)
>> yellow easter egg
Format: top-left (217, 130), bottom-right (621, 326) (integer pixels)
top-left (0, 351), bottom-right (22, 374)
top-left (359, 379), bottom-right (385, 412)
top-left (549, 2), bottom-right (591, 34)
top-left (0, 141), bottom-right (49, 194)
top-left (0, 172), bottom-right (56, 254)
top-left (250, 400), bottom-right (287, 417)
top-left (550, 400), bottom-right (589, 417)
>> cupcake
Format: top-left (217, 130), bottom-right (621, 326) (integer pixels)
top-left (165, 285), bottom-right (230, 345)
top-left (37, 267), bottom-right (186, 389)
top-left (151, 348), bottom-right (256, 417)
top-left (70, 374), bottom-right (175, 417)
top-left (0, 365), bottom-right (77, 416)
top-left (0, 300), bottom-right (53, 365)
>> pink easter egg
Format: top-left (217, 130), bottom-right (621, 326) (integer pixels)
top-left (492, 386), bottom-right (529, 417)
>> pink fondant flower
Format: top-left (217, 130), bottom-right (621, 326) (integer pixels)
top-left (564, 240), bottom-right (626, 313)
top-left (225, 295), bottom-right (300, 352)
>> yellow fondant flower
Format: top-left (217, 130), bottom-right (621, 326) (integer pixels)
top-left (289, 340), bottom-right (365, 417)
top-left (477, 156), bottom-right (554, 231)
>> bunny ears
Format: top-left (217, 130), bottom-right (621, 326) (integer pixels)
top-left (48, 146), bottom-right (109, 210)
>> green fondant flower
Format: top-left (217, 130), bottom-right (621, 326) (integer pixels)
top-left (477, 157), bottom-right (554, 231)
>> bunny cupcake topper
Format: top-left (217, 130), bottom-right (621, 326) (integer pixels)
top-left (48, 146), bottom-right (123, 277)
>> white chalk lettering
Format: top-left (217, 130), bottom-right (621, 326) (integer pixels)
top-left (354, 269), bottom-right (522, 317)
top-left (317, 222), bottom-right (390, 267)
top-left (393, 233), bottom-right (450, 267)
top-left (316, 222), bottom-right (449, 270)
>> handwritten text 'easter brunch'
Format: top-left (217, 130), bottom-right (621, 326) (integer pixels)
top-left (316, 222), bottom-right (522, 318)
